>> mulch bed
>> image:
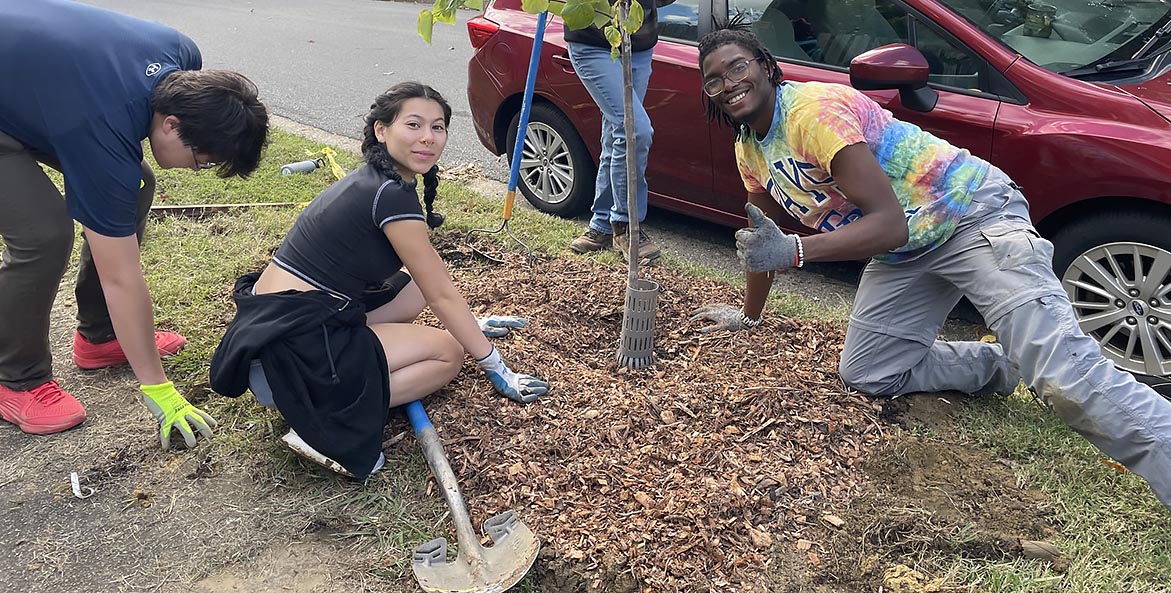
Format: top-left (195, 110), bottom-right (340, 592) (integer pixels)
top-left (384, 237), bottom-right (886, 591)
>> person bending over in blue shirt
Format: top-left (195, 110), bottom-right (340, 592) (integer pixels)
top-left (0, 1), bottom-right (269, 448)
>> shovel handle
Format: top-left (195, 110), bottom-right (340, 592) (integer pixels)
top-left (404, 401), bottom-right (485, 563)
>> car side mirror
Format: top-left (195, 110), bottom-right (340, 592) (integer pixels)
top-left (849, 44), bottom-right (939, 113)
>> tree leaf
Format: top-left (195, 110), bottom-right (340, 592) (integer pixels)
top-left (560, 0), bottom-right (595, 30)
top-left (623, 0), bottom-right (644, 33)
top-left (522, 0), bottom-right (550, 14)
top-left (465, 0), bottom-right (485, 9)
top-left (547, 0), bottom-right (565, 16)
top-left (417, 9), bottom-right (435, 43)
top-left (434, 3), bottom-right (457, 25)
top-left (432, 0), bottom-right (459, 24)
top-left (604, 24), bottom-right (621, 48)
top-left (592, 0), bottom-right (615, 28)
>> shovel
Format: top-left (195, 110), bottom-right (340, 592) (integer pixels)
top-left (466, 11), bottom-right (549, 263)
top-left (405, 400), bottom-right (540, 592)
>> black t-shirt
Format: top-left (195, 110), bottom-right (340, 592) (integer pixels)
top-left (273, 165), bottom-right (425, 299)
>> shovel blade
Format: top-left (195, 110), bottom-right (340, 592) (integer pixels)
top-left (411, 511), bottom-right (540, 593)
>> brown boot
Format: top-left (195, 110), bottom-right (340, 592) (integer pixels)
top-left (570, 227), bottom-right (613, 253)
top-left (612, 222), bottom-right (662, 261)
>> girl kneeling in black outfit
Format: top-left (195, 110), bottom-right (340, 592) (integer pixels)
top-left (211, 82), bottom-right (548, 477)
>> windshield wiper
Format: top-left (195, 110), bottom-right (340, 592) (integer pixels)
top-left (1132, 18), bottom-right (1171, 60)
top-left (1062, 57), bottom-right (1153, 78)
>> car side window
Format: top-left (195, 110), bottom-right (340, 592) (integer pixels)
top-left (658, 0), bottom-right (701, 42)
top-left (913, 19), bottom-right (982, 90)
top-left (729, 0), bottom-right (986, 91)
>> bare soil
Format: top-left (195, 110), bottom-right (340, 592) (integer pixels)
top-left (0, 231), bottom-right (1064, 592)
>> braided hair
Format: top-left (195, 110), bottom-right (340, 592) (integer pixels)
top-left (697, 15), bottom-right (785, 131)
top-left (361, 82), bottom-right (451, 229)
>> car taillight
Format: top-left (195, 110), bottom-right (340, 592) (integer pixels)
top-left (467, 16), bottom-right (499, 50)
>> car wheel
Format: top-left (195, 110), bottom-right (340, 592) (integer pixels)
top-left (506, 103), bottom-right (595, 217)
top-left (1051, 210), bottom-right (1171, 377)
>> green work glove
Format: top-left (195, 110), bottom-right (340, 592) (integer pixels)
top-left (139, 382), bottom-right (217, 450)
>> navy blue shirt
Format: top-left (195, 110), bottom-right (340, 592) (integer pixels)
top-left (273, 165), bottom-right (426, 300)
top-left (0, 0), bottom-right (201, 237)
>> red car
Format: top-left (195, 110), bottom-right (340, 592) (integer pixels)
top-left (466, 0), bottom-right (1171, 379)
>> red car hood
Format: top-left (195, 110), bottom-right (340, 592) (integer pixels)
top-left (1117, 69), bottom-right (1171, 124)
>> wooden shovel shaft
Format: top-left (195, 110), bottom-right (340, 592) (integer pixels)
top-left (406, 401), bottom-right (486, 565)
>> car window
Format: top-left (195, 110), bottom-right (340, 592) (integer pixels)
top-left (659, 0), bottom-right (701, 42)
top-left (936, 0), bottom-right (1171, 74)
top-left (730, 0), bottom-right (986, 90)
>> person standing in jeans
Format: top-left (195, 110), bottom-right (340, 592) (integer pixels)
top-left (0, 1), bottom-right (268, 447)
top-left (564, 0), bottom-right (676, 262)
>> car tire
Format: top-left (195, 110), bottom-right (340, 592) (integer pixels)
top-left (506, 103), bottom-right (595, 217)
top-left (1050, 210), bottom-right (1171, 378)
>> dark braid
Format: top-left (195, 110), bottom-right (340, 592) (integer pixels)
top-left (360, 82), bottom-right (452, 229)
top-left (698, 15), bottom-right (784, 130)
top-left (422, 165), bottom-right (444, 229)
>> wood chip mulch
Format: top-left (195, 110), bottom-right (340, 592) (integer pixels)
top-left (398, 240), bottom-right (885, 591)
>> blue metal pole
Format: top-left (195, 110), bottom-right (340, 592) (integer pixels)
top-left (506, 10), bottom-right (549, 194)
top-left (405, 400), bottom-right (432, 432)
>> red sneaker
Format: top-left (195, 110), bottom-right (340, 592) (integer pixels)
top-left (72, 331), bottom-right (187, 370)
top-left (0, 380), bottom-right (87, 434)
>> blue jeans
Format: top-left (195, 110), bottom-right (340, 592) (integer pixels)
top-left (567, 42), bottom-right (654, 233)
top-left (838, 166), bottom-right (1171, 509)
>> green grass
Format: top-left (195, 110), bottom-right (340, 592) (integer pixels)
top-left (17, 129), bottom-right (1171, 591)
top-left (939, 388), bottom-right (1171, 592)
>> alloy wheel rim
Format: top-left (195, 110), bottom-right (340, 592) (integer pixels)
top-left (518, 122), bottom-right (574, 205)
top-left (1062, 241), bottom-right (1171, 376)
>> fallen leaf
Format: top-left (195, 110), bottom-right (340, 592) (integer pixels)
top-left (821, 514), bottom-right (845, 528)
top-left (747, 526), bottom-right (773, 549)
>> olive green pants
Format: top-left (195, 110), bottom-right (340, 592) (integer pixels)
top-left (0, 129), bottom-right (154, 390)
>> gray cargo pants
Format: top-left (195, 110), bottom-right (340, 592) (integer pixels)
top-left (0, 130), bottom-right (154, 390)
top-left (838, 166), bottom-right (1171, 509)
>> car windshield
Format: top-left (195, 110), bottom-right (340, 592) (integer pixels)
top-left (938, 0), bottom-right (1171, 74)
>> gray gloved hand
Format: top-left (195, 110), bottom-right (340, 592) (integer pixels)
top-left (735, 203), bottom-right (799, 273)
top-left (476, 346), bottom-right (549, 404)
top-left (476, 315), bottom-right (528, 338)
top-left (690, 303), bottom-right (750, 333)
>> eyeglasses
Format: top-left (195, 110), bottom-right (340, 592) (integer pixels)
top-left (703, 58), bottom-right (762, 97)
top-left (191, 147), bottom-right (217, 171)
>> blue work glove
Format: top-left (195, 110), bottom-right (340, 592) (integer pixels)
top-left (476, 315), bottom-right (528, 338)
top-left (735, 203), bottom-right (800, 273)
top-left (475, 346), bottom-right (549, 403)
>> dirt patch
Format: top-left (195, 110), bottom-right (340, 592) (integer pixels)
top-left (803, 394), bottom-right (1063, 591)
top-left (193, 537), bottom-right (340, 593)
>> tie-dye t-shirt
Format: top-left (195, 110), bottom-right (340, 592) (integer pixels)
top-left (735, 81), bottom-right (989, 263)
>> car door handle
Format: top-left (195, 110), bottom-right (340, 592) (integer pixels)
top-left (552, 53), bottom-right (574, 72)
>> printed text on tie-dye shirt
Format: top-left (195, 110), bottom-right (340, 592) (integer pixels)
top-left (765, 157), bottom-right (864, 233)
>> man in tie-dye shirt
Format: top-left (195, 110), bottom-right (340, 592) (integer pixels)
top-left (734, 80), bottom-right (987, 263)
top-left (690, 26), bottom-right (1171, 511)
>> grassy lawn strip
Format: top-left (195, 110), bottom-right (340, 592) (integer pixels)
top-left (30, 127), bottom-right (1171, 590)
